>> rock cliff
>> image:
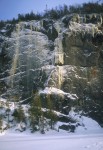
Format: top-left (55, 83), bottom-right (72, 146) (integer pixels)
top-left (0, 13), bottom-right (103, 126)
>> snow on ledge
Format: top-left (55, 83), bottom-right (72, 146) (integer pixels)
top-left (39, 87), bottom-right (78, 100)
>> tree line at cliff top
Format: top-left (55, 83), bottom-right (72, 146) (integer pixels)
top-left (0, 1), bottom-right (103, 27)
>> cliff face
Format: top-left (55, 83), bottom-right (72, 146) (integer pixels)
top-left (62, 23), bottom-right (103, 98)
top-left (0, 13), bottom-right (103, 125)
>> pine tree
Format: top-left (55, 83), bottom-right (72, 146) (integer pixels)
top-left (6, 101), bottom-right (11, 125)
top-left (29, 93), bottom-right (43, 132)
top-left (39, 115), bottom-right (45, 134)
top-left (13, 105), bottom-right (25, 123)
top-left (46, 94), bottom-right (58, 129)
top-left (17, 105), bottom-right (25, 123)
top-left (0, 115), bottom-right (3, 132)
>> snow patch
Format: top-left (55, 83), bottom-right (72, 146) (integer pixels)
top-left (39, 87), bottom-right (78, 100)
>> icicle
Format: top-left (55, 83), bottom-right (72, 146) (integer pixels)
top-left (56, 22), bottom-right (60, 34)
top-left (54, 37), bottom-right (64, 65)
top-left (57, 66), bottom-right (63, 89)
top-left (41, 20), bottom-right (43, 28)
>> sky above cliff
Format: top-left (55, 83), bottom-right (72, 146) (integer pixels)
top-left (0, 0), bottom-right (97, 20)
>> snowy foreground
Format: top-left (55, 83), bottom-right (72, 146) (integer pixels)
top-left (0, 98), bottom-right (103, 150)
top-left (0, 129), bottom-right (103, 150)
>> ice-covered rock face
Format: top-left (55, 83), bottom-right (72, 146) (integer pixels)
top-left (0, 14), bottom-right (103, 124)
top-left (62, 13), bottom-right (103, 26)
top-left (0, 21), bottom-right (53, 100)
top-left (9, 23), bottom-right (50, 65)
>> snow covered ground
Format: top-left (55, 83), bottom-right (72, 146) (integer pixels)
top-left (0, 122), bottom-right (103, 150)
top-left (0, 131), bottom-right (103, 150)
top-left (0, 98), bottom-right (103, 150)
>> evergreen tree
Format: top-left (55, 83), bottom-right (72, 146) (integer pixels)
top-left (29, 93), bottom-right (43, 132)
top-left (0, 115), bottom-right (3, 132)
top-left (18, 105), bottom-right (25, 122)
top-left (13, 105), bottom-right (25, 123)
top-left (46, 94), bottom-right (58, 129)
top-left (39, 115), bottom-right (45, 134)
top-left (0, 21), bottom-right (5, 29)
top-left (6, 101), bottom-right (11, 125)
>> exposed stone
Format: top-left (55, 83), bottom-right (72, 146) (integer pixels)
top-left (0, 13), bottom-right (103, 124)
